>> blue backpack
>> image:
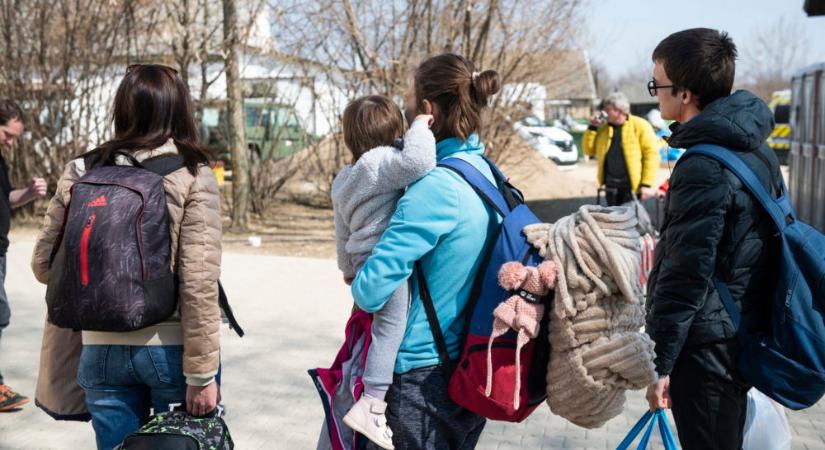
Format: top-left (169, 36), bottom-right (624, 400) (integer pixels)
top-left (685, 144), bottom-right (825, 410)
top-left (417, 156), bottom-right (550, 422)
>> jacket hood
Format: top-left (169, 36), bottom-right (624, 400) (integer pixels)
top-left (668, 90), bottom-right (775, 151)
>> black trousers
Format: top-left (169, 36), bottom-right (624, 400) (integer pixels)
top-left (367, 365), bottom-right (485, 450)
top-left (604, 186), bottom-right (634, 206)
top-left (669, 339), bottom-right (750, 450)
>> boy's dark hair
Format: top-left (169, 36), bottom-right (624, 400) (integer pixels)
top-left (342, 95), bottom-right (406, 161)
top-left (0, 100), bottom-right (24, 126)
top-left (652, 28), bottom-right (737, 110)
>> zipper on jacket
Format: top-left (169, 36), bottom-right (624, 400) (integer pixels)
top-left (80, 213), bottom-right (96, 286)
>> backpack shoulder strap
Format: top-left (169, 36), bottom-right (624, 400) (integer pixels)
top-left (481, 154), bottom-right (524, 208)
top-left (80, 151), bottom-right (185, 177)
top-left (415, 262), bottom-right (454, 378)
top-left (218, 281), bottom-right (244, 337)
top-left (684, 144), bottom-right (793, 338)
top-left (683, 144), bottom-right (794, 231)
top-left (437, 157), bottom-right (509, 216)
top-left (82, 151), bottom-right (103, 170)
top-left (140, 155), bottom-right (186, 176)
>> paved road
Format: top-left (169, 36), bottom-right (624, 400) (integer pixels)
top-left (0, 238), bottom-right (823, 449)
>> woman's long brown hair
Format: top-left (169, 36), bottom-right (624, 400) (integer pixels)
top-left (90, 64), bottom-right (212, 174)
top-left (415, 53), bottom-right (501, 142)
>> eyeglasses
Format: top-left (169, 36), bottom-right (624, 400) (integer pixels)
top-left (647, 79), bottom-right (675, 97)
top-left (126, 64), bottom-right (179, 75)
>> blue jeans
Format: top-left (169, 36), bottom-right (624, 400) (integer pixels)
top-left (78, 345), bottom-right (187, 450)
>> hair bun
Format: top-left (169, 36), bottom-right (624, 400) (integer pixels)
top-left (471, 69), bottom-right (501, 105)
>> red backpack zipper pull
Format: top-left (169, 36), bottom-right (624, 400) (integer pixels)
top-left (80, 213), bottom-right (97, 286)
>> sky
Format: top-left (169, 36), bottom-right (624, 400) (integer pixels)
top-left (586, 0), bottom-right (825, 79)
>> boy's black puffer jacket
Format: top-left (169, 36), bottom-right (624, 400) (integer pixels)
top-left (645, 90), bottom-right (784, 376)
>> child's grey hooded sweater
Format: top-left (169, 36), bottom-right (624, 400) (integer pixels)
top-left (332, 118), bottom-right (436, 277)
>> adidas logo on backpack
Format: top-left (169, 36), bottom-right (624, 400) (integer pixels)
top-left (86, 195), bottom-right (108, 208)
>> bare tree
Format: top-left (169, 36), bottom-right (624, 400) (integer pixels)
top-left (739, 16), bottom-right (811, 100)
top-left (0, 0), bottom-right (130, 211)
top-left (270, 0), bottom-right (586, 202)
top-left (161, 0), bottom-right (264, 117)
top-left (2, 0), bottom-right (586, 219)
top-left (223, 0), bottom-right (250, 230)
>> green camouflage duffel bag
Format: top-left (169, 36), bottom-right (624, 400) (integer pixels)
top-left (115, 407), bottom-right (233, 450)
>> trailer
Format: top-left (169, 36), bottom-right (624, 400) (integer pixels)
top-left (788, 62), bottom-right (825, 231)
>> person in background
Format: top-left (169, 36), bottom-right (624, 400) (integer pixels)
top-left (0, 100), bottom-right (48, 412)
top-left (583, 92), bottom-right (660, 206)
top-left (648, 108), bottom-right (685, 164)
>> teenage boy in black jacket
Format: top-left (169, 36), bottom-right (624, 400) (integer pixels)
top-left (645, 29), bottom-right (783, 450)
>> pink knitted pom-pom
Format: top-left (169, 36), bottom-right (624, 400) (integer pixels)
top-left (498, 261), bottom-right (528, 290)
top-left (537, 261), bottom-right (557, 289)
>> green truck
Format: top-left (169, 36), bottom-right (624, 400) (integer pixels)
top-left (203, 99), bottom-right (311, 167)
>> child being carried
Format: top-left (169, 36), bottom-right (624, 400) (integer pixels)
top-left (332, 95), bottom-right (436, 450)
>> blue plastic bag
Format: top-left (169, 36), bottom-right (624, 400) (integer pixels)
top-left (616, 409), bottom-right (678, 450)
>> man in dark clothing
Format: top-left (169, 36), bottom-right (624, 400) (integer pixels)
top-left (644, 29), bottom-right (783, 450)
top-left (583, 91), bottom-right (660, 206)
top-left (0, 100), bottom-right (48, 411)
top-left (603, 117), bottom-right (631, 205)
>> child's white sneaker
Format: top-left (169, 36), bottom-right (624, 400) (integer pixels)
top-left (342, 394), bottom-right (394, 450)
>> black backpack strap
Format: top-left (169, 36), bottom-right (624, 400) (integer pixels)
top-left (415, 261), bottom-right (454, 378)
top-left (218, 281), bottom-right (244, 337)
top-left (140, 155), bottom-right (186, 176)
top-left (480, 154), bottom-right (523, 209)
top-left (82, 151), bottom-right (184, 176)
top-left (83, 151), bottom-right (104, 170)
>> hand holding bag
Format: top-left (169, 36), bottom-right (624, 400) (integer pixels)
top-left (616, 409), bottom-right (678, 450)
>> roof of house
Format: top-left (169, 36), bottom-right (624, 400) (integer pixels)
top-left (614, 76), bottom-right (656, 105)
top-left (518, 49), bottom-right (598, 101)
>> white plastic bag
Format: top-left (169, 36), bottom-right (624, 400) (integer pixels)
top-left (743, 388), bottom-right (791, 450)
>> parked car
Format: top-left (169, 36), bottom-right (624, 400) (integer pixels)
top-left (553, 114), bottom-right (589, 133)
top-left (514, 116), bottom-right (579, 166)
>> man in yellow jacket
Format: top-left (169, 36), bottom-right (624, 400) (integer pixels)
top-left (583, 92), bottom-right (660, 205)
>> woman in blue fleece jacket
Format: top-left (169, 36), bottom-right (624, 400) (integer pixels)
top-left (351, 53), bottom-right (502, 449)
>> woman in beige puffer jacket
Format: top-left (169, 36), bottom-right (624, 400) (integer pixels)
top-left (30, 64), bottom-right (222, 450)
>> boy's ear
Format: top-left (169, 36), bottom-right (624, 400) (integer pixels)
top-left (682, 89), bottom-right (697, 106)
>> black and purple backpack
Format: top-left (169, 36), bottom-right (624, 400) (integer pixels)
top-left (47, 151), bottom-right (186, 332)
